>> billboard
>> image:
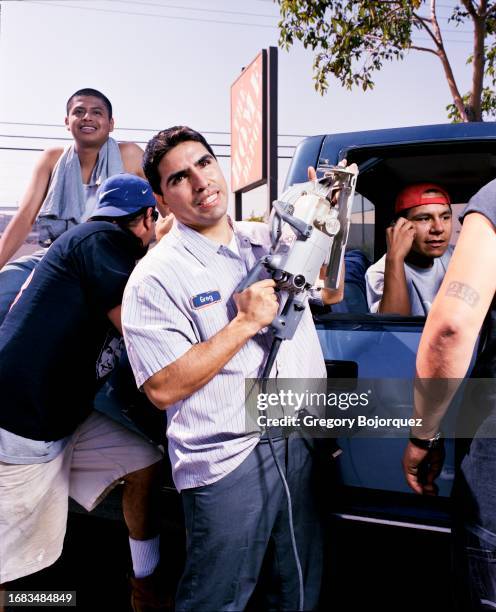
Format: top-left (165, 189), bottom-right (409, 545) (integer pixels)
top-left (231, 50), bottom-right (267, 194)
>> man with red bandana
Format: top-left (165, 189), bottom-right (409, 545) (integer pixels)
top-left (365, 183), bottom-right (453, 316)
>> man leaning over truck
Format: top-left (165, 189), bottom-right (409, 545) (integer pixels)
top-left (0, 174), bottom-right (170, 612)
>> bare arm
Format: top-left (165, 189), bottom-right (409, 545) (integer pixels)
top-left (119, 142), bottom-right (145, 179)
top-left (403, 212), bottom-right (496, 494)
top-left (378, 219), bottom-right (416, 315)
top-left (143, 280), bottom-right (278, 410)
top-left (320, 261), bottom-right (345, 305)
top-left (0, 148), bottom-right (62, 269)
top-left (307, 164), bottom-right (347, 306)
top-left (413, 212), bottom-right (496, 434)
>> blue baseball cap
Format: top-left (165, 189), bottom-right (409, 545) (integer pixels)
top-left (91, 173), bottom-right (156, 218)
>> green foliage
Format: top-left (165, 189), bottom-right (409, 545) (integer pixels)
top-left (244, 212), bottom-right (266, 223)
top-left (278, 0), bottom-right (422, 94)
top-left (446, 87), bottom-right (496, 122)
top-left (447, 41), bottom-right (496, 122)
top-left (277, 0), bottom-right (496, 121)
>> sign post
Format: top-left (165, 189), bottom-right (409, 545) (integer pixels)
top-left (231, 47), bottom-right (278, 220)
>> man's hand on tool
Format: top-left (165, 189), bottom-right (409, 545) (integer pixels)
top-left (234, 279), bottom-right (279, 333)
top-left (307, 160), bottom-right (358, 204)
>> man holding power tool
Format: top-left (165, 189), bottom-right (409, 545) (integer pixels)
top-left (122, 126), bottom-right (348, 610)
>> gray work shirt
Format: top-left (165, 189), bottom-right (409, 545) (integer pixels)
top-left (122, 220), bottom-right (326, 491)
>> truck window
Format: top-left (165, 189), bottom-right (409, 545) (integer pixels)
top-left (348, 192), bottom-right (375, 262)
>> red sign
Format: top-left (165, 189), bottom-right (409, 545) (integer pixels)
top-left (231, 51), bottom-right (266, 193)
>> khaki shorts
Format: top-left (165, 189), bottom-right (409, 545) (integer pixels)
top-left (0, 412), bottom-right (163, 583)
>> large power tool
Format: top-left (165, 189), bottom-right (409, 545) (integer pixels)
top-left (239, 164), bottom-right (358, 612)
top-left (238, 164), bottom-right (358, 370)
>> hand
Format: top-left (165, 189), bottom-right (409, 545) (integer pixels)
top-left (155, 213), bottom-right (175, 241)
top-left (308, 160), bottom-right (358, 205)
top-left (386, 217), bottom-right (416, 261)
top-left (307, 159), bottom-right (358, 182)
top-left (234, 279), bottom-right (279, 333)
top-left (402, 440), bottom-right (445, 496)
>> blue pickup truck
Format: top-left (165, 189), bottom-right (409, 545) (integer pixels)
top-left (285, 121), bottom-right (496, 531)
top-left (55, 123), bottom-right (495, 609)
top-left (95, 122), bottom-right (496, 533)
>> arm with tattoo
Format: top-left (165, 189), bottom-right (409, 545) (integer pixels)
top-left (403, 212), bottom-right (496, 495)
top-left (413, 213), bottom-right (496, 434)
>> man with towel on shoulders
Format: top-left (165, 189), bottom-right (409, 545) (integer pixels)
top-left (0, 88), bottom-right (150, 322)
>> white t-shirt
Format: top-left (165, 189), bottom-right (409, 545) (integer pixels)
top-left (365, 246), bottom-right (454, 316)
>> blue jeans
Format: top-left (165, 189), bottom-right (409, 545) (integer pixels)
top-left (0, 250), bottom-right (45, 325)
top-left (176, 435), bottom-right (325, 611)
top-left (454, 414), bottom-right (496, 611)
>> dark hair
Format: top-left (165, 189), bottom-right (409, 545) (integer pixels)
top-left (66, 88), bottom-right (113, 118)
top-left (90, 206), bottom-right (151, 228)
top-left (143, 126), bottom-right (216, 195)
top-left (393, 202), bottom-right (452, 222)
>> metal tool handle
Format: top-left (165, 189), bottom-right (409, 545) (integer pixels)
top-left (235, 257), bottom-right (268, 293)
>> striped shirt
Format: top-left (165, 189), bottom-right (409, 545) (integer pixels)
top-left (122, 220), bottom-right (326, 491)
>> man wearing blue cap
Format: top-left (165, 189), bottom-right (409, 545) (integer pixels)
top-left (0, 174), bottom-right (170, 612)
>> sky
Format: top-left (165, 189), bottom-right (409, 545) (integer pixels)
top-left (0, 0), bottom-right (477, 217)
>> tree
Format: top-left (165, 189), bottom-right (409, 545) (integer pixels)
top-left (277, 1), bottom-right (496, 122)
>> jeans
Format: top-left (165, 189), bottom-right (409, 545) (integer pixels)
top-left (454, 414), bottom-right (496, 611)
top-left (176, 434), bottom-right (325, 611)
top-left (0, 250), bottom-right (45, 325)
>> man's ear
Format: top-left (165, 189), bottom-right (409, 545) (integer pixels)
top-left (144, 207), bottom-right (154, 229)
top-left (154, 193), bottom-right (169, 218)
top-left (109, 117), bottom-right (115, 133)
top-left (65, 116), bottom-right (69, 131)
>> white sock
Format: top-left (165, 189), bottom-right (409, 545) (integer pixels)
top-left (129, 534), bottom-right (160, 579)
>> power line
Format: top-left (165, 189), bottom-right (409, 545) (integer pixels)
top-left (0, 134), bottom-right (297, 151)
top-left (414, 36), bottom-right (471, 44)
top-left (24, 1), bottom-right (475, 43)
top-left (26, 1), bottom-right (277, 28)
top-left (0, 146), bottom-right (44, 153)
top-left (114, 0), bottom-right (278, 19)
top-left (0, 121), bottom-right (232, 135)
top-left (0, 133), bottom-right (231, 147)
top-left (24, 0), bottom-right (477, 40)
top-left (0, 146), bottom-right (296, 162)
top-left (0, 122), bottom-right (309, 138)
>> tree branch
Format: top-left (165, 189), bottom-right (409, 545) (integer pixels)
top-left (479, 0), bottom-right (488, 16)
top-left (460, 0), bottom-right (478, 18)
top-left (414, 13), bottom-right (434, 24)
top-left (410, 45), bottom-right (439, 55)
top-left (468, 0), bottom-right (487, 119)
top-left (430, 0), bottom-right (469, 120)
top-left (486, 3), bottom-right (496, 17)
top-left (412, 12), bottom-right (439, 46)
top-left (430, 0), bottom-right (443, 45)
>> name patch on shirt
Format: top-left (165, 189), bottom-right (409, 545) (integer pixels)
top-left (191, 290), bottom-right (222, 309)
